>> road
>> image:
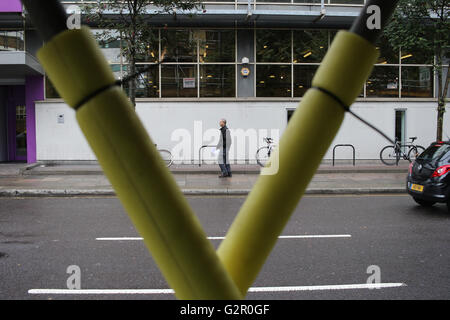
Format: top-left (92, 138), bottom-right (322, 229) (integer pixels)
top-left (0, 195), bottom-right (449, 300)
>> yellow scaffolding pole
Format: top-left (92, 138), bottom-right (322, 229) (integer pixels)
top-left (217, 31), bottom-right (379, 295)
top-left (37, 27), bottom-right (242, 300)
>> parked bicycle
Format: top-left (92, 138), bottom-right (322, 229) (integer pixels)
top-left (155, 144), bottom-right (173, 167)
top-left (379, 137), bottom-right (425, 166)
top-left (256, 137), bottom-right (276, 167)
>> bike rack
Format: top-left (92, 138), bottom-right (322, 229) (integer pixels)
top-left (332, 144), bottom-right (356, 166)
top-left (198, 145), bottom-right (217, 167)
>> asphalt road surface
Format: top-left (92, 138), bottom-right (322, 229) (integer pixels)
top-left (0, 195), bottom-right (449, 300)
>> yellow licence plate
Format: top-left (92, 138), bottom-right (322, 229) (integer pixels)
top-left (411, 184), bottom-right (424, 192)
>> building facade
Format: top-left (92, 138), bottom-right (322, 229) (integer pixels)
top-left (1, 0), bottom-right (449, 163)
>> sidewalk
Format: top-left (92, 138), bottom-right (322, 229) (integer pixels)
top-left (0, 161), bottom-right (409, 197)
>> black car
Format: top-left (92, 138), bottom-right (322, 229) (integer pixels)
top-left (407, 141), bottom-right (450, 212)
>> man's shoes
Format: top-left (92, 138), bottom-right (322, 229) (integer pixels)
top-left (228, 173), bottom-right (232, 177)
top-left (218, 174), bottom-right (228, 178)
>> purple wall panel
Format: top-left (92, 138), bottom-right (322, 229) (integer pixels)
top-left (0, 0), bottom-right (22, 13)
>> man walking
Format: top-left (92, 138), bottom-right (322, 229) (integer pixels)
top-left (217, 118), bottom-right (232, 178)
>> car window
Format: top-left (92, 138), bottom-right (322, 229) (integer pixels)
top-left (418, 144), bottom-right (450, 165)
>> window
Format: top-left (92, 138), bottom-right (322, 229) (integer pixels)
top-left (110, 64), bottom-right (122, 80)
top-left (418, 144), bottom-right (450, 164)
top-left (395, 110), bottom-right (406, 147)
top-left (92, 29), bottom-right (121, 64)
top-left (200, 65), bottom-right (235, 97)
top-left (293, 30), bottom-right (328, 63)
top-left (123, 65), bottom-right (159, 98)
top-left (199, 30), bottom-right (235, 63)
top-left (375, 35), bottom-right (398, 65)
top-left (45, 76), bottom-right (60, 99)
top-left (42, 26), bottom-right (437, 100)
top-left (0, 30), bottom-right (24, 51)
top-left (366, 66), bottom-right (399, 97)
top-left (161, 29), bottom-right (197, 63)
top-left (401, 66), bottom-right (433, 98)
top-left (257, 0), bottom-right (291, 2)
top-left (293, 1), bottom-right (323, 3)
top-left (135, 30), bottom-right (159, 63)
top-left (256, 30), bottom-right (291, 63)
top-left (400, 47), bottom-right (434, 65)
top-left (329, 0), bottom-right (364, 4)
top-left (159, 29), bottom-right (236, 97)
top-left (256, 65), bottom-right (291, 97)
top-left (294, 65), bottom-right (318, 97)
top-left (161, 65), bottom-right (197, 97)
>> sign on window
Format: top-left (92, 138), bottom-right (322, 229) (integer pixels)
top-left (183, 78), bottom-right (195, 89)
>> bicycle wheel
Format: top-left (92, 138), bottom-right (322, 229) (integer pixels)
top-left (380, 146), bottom-right (399, 166)
top-left (158, 149), bottom-right (173, 167)
top-left (256, 146), bottom-right (270, 167)
top-left (407, 146), bottom-right (424, 162)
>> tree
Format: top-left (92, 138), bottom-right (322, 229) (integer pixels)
top-left (83, 0), bottom-right (200, 108)
top-left (384, 0), bottom-right (449, 141)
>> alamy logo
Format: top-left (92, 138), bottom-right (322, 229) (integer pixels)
top-left (66, 265), bottom-right (81, 289)
top-left (66, 5), bottom-right (81, 30)
top-left (366, 5), bottom-right (381, 30)
top-left (366, 265), bottom-right (381, 289)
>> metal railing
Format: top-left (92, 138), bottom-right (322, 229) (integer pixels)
top-left (198, 145), bottom-right (217, 167)
top-left (332, 144), bottom-right (355, 166)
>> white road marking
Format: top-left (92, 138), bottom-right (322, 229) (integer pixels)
top-left (28, 283), bottom-right (405, 295)
top-left (95, 234), bottom-right (352, 241)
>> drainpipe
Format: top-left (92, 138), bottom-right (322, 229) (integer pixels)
top-left (313, 0), bottom-right (326, 23)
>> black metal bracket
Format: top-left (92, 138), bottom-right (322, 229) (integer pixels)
top-left (198, 145), bottom-right (217, 167)
top-left (332, 144), bottom-right (356, 166)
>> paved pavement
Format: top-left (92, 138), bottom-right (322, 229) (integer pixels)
top-left (1, 195), bottom-right (449, 300)
top-left (0, 161), bottom-right (409, 196)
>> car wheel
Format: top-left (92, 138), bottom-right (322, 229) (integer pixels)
top-left (413, 197), bottom-right (436, 207)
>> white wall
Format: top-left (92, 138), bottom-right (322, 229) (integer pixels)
top-left (35, 103), bottom-right (96, 160)
top-left (327, 101), bottom-right (447, 160)
top-left (35, 100), bottom-right (449, 162)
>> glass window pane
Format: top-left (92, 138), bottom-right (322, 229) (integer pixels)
top-left (15, 105), bottom-right (26, 158)
top-left (256, 30), bottom-right (291, 63)
top-left (329, 0), bottom-right (364, 4)
top-left (400, 48), bottom-right (433, 65)
top-left (0, 31), bottom-right (24, 51)
top-left (375, 35), bottom-right (399, 64)
top-left (45, 76), bottom-right (60, 99)
top-left (401, 66), bottom-right (433, 98)
top-left (366, 66), bottom-right (399, 97)
top-left (161, 29), bottom-right (197, 63)
top-left (110, 64), bottom-right (122, 80)
top-left (161, 65), bottom-right (197, 97)
top-left (135, 30), bottom-right (159, 63)
top-left (123, 65), bottom-right (159, 98)
top-left (200, 65), bottom-right (235, 97)
top-left (256, 65), bottom-right (291, 97)
top-left (199, 30), bottom-right (235, 63)
top-left (92, 29), bottom-right (121, 63)
top-left (293, 30), bottom-right (328, 63)
top-left (293, 1), bottom-right (323, 3)
top-left (256, 0), bottom-right (290, 2)
top-left (294, 65), bottom-right (318, 97)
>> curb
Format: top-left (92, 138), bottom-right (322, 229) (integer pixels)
top-left (0, 187), bottom-right (407, 197)
top-left (21, 168), bottom-right (409, 176)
